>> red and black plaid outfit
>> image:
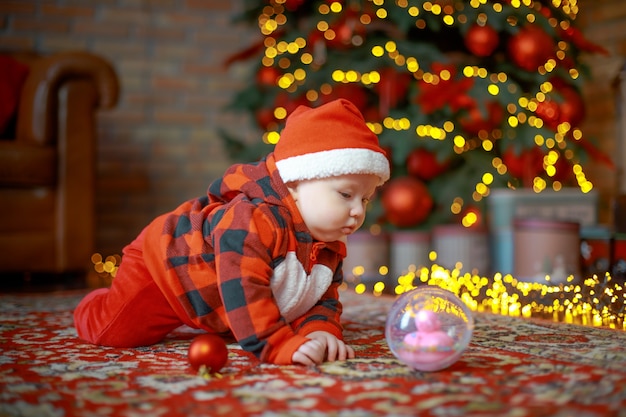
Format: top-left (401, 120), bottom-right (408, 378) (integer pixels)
top-left (74, 154), bottom-right (347, 364)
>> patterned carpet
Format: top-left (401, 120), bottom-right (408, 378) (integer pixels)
top-left (1, 288), bottom-right (626, 416)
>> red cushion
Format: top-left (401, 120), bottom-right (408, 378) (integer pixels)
top-left (0, 55), bottom-right (30, 136)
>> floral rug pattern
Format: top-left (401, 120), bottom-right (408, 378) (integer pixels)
top-left (1, 289), bottom-right (626, 416)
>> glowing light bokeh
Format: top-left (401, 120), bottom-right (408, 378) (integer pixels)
top-left (340, 254), bottom-right (625, 330)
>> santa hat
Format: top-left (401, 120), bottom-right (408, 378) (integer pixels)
top-left (274, 98), bottom-right (390, 185)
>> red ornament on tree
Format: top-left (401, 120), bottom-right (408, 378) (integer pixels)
top-left (548, 77), bottom-right (586, 127)
top-left (459, 101), bottom-right (504, 135)
top-left (256, 66), bottom-right (281, 88)
top-left (464, 24), bottom-right (499, 57)
top-left (375, 67), bottom-right (413, 112)
top-left (415, 63), bottom-right (474, 114)
top-left (188, 334), bottom-right (228, 373)
top-left (326, 11), bottom-right (367, 50)
top-left (557, 86), bottom-right (585, 127)
top-left (381, 177), bottom-right (433, 228)
top-left (320, 83), bottom-right (369, 110)
top-left (362, 105), bottom-right (383, 123)
top-left (283, 0), bottom-right (305, 12)
top-left (255, 107), bottom-right (277, 130)
top-left (502, 146), bottom-right (544, 185)
top-left (406, 148), bottom-right (450, 181)
top-left (275, 92), bottom-right (309, 117)
top-left (458, 205), bottom-right (483, 228)
top-left (550, 153), bottom-right (574, 183)
top-left (381, 145), bottom-right (394, 175)
top-left (507, 25), bottom-right (555, 72)
top-left (535, 99), bottom-right (561, 130)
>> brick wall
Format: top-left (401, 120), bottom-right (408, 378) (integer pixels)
top-left (578, 0), bottom-right (626, 224)
top-left (0, 0), bottom-right (259, 255)
top-left (0, 0), bottom-right (624, 258)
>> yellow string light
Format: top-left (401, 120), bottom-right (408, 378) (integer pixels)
top-left (343, 259), bottom-right (624, 329)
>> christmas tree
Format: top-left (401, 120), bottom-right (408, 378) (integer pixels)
top-left (223, 0), bottom-right (611, 231)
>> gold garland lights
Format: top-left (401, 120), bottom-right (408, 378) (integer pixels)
top-left (342, 250), bottom-right (625, 330)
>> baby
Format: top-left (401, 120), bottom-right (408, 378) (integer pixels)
top-left (74, 98), bottom-right (390, 365)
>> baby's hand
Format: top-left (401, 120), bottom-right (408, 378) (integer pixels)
top-left (291, 331), bottom-right (355, 365)
top-left (307, 331), bottom-right (355, 362)
top-left (291, 338), bottom-right (326, 366)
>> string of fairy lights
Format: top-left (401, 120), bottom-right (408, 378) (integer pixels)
top-left (342, 252), bottom-right (626, 330)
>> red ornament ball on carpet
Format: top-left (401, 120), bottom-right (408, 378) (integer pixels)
top-left (188, 334), bottom-right (228, 373)
top-left (382, 176), bottom-right (433, 228)
top-left (464, 24), bottom-right (499, 57)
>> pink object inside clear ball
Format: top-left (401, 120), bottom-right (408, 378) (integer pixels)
top-left (385, 286), bottom-right (474, 372)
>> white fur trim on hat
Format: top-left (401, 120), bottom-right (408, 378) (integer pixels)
top-left (276, 147), bottom-right (390, 185)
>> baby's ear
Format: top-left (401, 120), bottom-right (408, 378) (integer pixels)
top-left (286, 182), bottom-right (300, 201)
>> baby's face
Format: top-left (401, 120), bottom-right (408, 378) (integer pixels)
top-left (288, 173), bottom-right (380, 242)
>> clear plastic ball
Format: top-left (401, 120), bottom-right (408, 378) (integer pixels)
top-left (385, 286), bottom-right (474, 372)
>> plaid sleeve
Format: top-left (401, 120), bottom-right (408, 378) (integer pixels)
top-left (210, 199), bottom-right (308, 364)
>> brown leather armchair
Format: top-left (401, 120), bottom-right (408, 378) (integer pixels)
top-left (0, 51), bottom-right (119, 275)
